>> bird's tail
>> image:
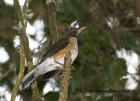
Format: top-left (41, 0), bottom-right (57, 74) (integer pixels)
top-left (19, 69), bottom-right (37, 90)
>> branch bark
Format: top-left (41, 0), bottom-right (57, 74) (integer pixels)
top-left (58, 52), bottom-right (72, 101)
top-left (12, 0), bottom-right (41, 101)
top-left (46, 0), bottom-right (60, 44)
top-left (11, 40), bottom-right (25, 101)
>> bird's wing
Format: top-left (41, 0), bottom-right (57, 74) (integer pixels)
top-left (39, 38), bottom-right (69, 64)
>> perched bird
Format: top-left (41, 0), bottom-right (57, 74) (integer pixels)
top-left (19, 21), bottom-right (85, 90)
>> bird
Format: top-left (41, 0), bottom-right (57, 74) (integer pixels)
top-left (19, 21), bottom-right (85, 90)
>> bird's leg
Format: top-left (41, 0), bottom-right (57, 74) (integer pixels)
top-left (55, 61), bottom-right (74, 69)
top-left (55, 61), bottom-right (75, 70)
top-left (55, 61), bottom-right (64, 66)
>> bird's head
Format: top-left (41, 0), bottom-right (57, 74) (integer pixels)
top-left (65, 21), bottom-right (86, 37)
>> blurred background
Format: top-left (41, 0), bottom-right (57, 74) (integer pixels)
top-left (0, 0), bottom-right (140, 101)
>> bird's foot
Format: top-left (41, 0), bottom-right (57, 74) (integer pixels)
top-left (71, 66), bottom-right (75, 70)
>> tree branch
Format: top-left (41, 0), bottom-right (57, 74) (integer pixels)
top-left (46, 0), bottom-right (60, 44)
top-left (11, 40), bottom-right (25, 101)
top-left (13, 0), bottom-right (41, 100)
top-left (58, 52), bottom-right (72, 101)
top-left (46, 1), bottom-right (72, 101)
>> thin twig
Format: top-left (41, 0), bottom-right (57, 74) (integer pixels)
top-left (0, 66), bottom-right (16, 81)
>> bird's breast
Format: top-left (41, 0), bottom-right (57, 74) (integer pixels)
top-left (52, 37), bottom-right (78, 64)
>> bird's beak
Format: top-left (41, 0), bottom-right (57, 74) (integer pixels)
top-left (77, 26), bottom-right (86, 33)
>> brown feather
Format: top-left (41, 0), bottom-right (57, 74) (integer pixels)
top-left (52, 43), bottom-right (72, 61)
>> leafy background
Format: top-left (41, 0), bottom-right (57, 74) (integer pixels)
top-left (0, 0), bottom-right (140, 101)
